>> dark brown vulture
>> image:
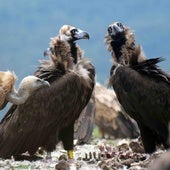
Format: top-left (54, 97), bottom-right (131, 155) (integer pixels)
top-left (44, 45), bottom-right (96, 145)
top-left (0, 25), bottom-right (95, 159)
top-left (0, 71), bottom-right (49, 110)
top-left (105, 21), bottom-right (170, 153)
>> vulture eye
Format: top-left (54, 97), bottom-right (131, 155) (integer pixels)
top-left (36, 79), bottom-right (42, 83)
top-left (107, 27), bottom-right (112, 34)
top-left (117, 22), bottom-right (124, 29)
top-left (71, 29), bottom-right (78, 35)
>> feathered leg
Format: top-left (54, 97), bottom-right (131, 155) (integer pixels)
top-left (59, 123), bottom-right (74, 159)
top-left (137, 122), bottom-right (156, 153)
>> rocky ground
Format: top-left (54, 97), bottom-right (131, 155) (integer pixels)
top-left (0, 138), bottom-right (166, 170)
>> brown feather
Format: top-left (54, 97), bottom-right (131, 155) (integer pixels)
top-left (74, 92), bottom-right (96, 144)
top-left (95, 83), bottom-right (139, 139)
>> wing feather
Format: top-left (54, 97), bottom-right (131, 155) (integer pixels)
top-left (0, 67), bottom-right (94, 158)
top-left (110, 65), bottom-right (170, 126)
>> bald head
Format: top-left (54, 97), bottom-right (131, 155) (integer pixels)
top-left (59, 25), bottom-right (89, 42)
top-left (107, 22), bottom-right (126, 37)
top-left (6, 76), bottom-right (50, 105)
top-left (18, 76), bottom-right (50, 94)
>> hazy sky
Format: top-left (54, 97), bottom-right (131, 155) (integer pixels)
top-left (0, 0), bottom-right (170, 85)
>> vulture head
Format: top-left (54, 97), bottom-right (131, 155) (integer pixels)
top-left (0, 72), bottom-right (49, 109)
top-left (105, 21), bottom-right (145, 65)
top-left (6, 75), bottom-right (50, 105)
top-left (17, 76), bottom-right (50, 94)
top-left (44, 25), bottom-right (90, 66)
top-left (59, 25), bottom-right (90, 42)
top-left (107, 22), bottom-right (125, 37)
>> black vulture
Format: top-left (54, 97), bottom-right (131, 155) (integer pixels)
top-left (105, 21), bottom-right (170, 153)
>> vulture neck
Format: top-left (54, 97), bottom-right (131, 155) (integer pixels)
top-left (69, 41), bottom-right (78, 64)
top-left (7, 87), bottom-right (30, 105)
top-left (110, 33), bottom-right (126, 62)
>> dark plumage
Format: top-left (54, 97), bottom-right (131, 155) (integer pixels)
top-left (0, 25), bottom-right (95, 159)
top-left (43, 34), bottom-right (96, 146)
top-left (74, 93), bottom-right (96, 144)
top-left (105, 21), bottom-right (170, 153)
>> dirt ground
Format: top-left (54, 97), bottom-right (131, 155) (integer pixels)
top-left (0, 138), bottom-right (166, 170)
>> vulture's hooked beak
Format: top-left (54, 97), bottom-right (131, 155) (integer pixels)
top-left (74, 29), bottom-right (90, 40)
top-left (42, 80), bottom-right (50, 87)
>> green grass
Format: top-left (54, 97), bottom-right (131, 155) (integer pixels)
top-left (14, 164), bottom-right (32, 169)
top-left (92, 126), bottom-right (101, 138)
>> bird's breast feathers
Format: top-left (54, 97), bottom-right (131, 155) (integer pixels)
top-left (72, 59), bottom-right (92, 81)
